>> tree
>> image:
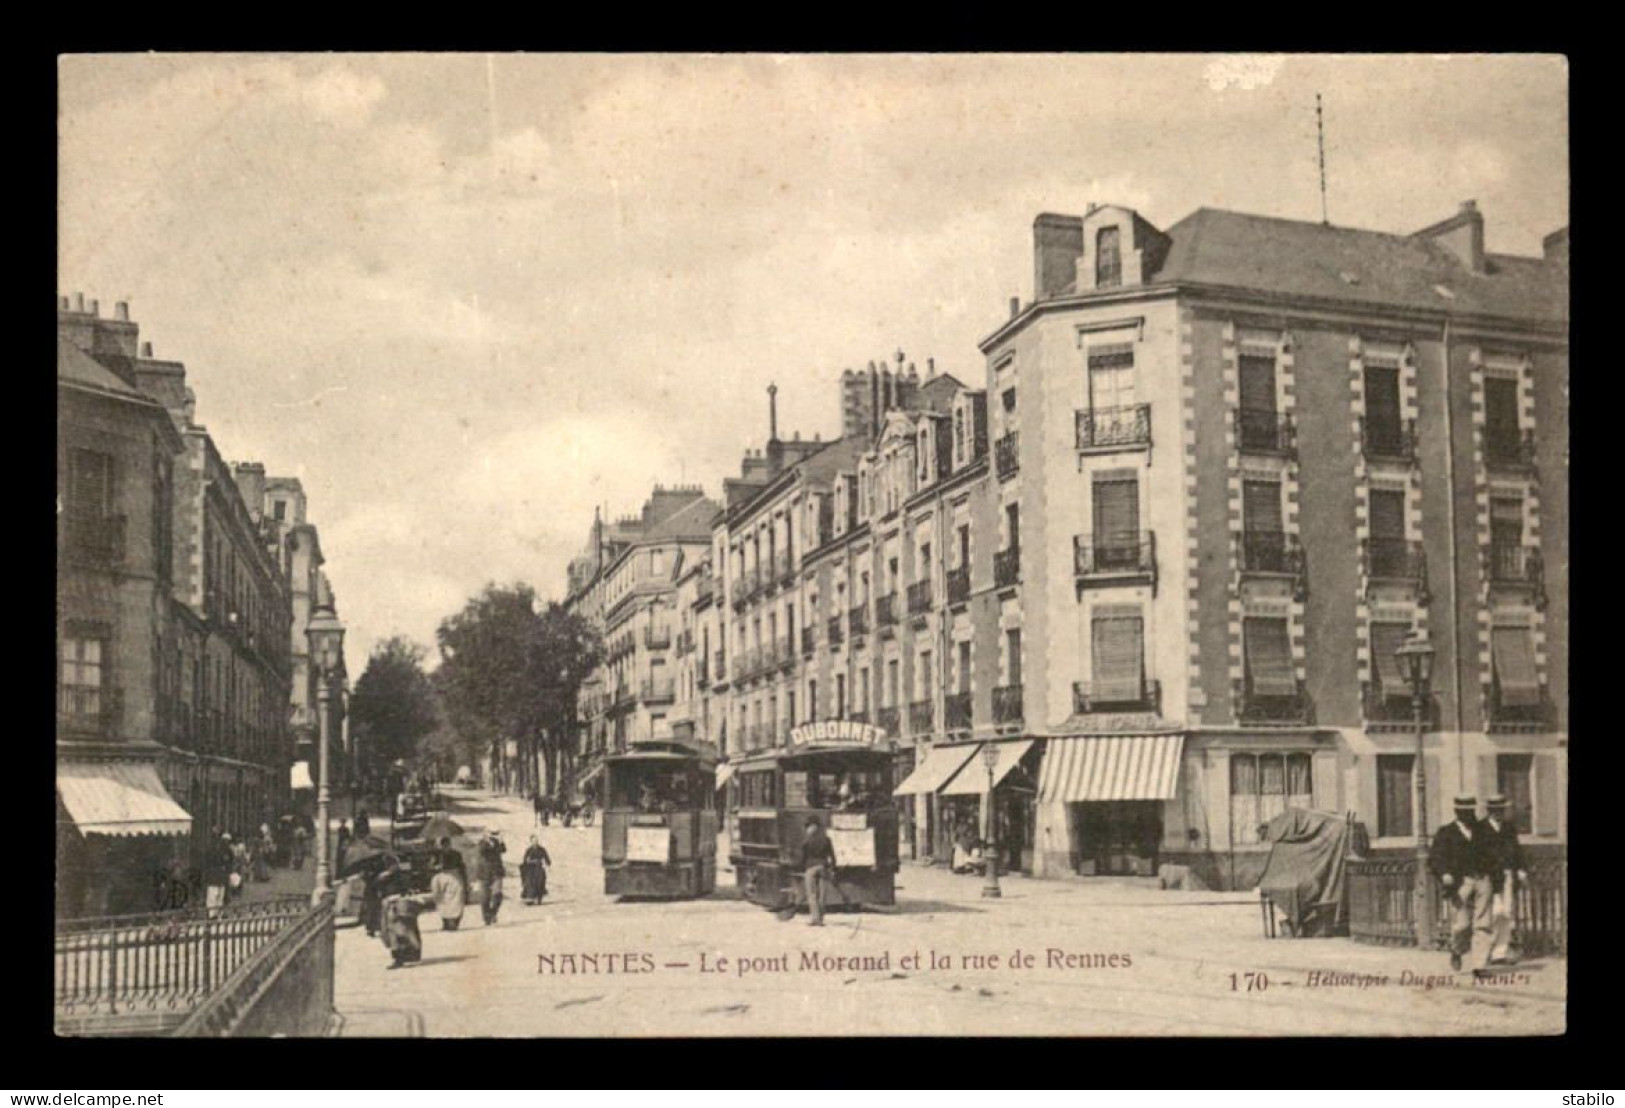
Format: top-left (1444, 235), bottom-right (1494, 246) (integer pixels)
top-left (348, 636), bottom-right (439, 787)
top-left (435, 583), bottom-right (602, 798)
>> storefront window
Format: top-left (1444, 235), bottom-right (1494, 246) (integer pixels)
top-left (1230, 751), bottom-right (1314, 845)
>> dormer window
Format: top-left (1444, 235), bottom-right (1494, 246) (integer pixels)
top-left (1096, 227), bottom-right (1122, 289)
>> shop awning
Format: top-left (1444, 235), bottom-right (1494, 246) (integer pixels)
top-left (1038, 735), bottom-right (1185, 802)
top-left (290, 761), bottom-right (315, 790)
top-left (715, 763), bottom-right (735, 790)
top-left (892, 743), bottom-right (980, 796)
top-left (940, 740), bottom-right (1035, 796)
top-left (57, 762), bottom-right (193, 837)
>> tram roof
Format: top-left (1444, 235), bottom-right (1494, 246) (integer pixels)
top-left (729, 743), bottom-right (890, 770)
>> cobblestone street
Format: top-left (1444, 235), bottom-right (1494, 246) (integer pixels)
top-left (332, 790), bottom-right (1565, 1037)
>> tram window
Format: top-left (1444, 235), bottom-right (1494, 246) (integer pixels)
top-left (738, 770), bottom-right (777, 809)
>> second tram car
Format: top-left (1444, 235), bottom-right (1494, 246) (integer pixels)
top-left (600, 743), bottom-right (717, 898)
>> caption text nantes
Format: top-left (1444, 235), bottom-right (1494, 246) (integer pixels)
top-left (538, 949), bottom-right (1130, 977)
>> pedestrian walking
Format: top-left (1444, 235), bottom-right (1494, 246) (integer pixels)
top-left (355, 808), bottom-right (372, 840)
top-left (475, 830), bottom-right (507, 926)
top-left (1483, 794), bottom-right (1530, 966)
top-left (800, 816), bottom-right (838, 927)
top-left (431, 836), bottom-right (468, 930)
top-left (375, 858), bottom-right (424, 969)
top-left (532, 790), bottom-right (545, 826)
top-left (335, 820), bottom-right (352, 870)
top-left (1430, 794), bottom-right (1495, 972)
top-left (291, 822), bottom-right (309, 870)
top-left (521, 835), bottom-right (551, 904)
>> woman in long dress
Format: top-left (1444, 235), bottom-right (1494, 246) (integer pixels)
top-left (520, 836), bottom-right (551, 904)
top-left (375, 860), bottom-right (423, 968)
top-left (430, 837), bottom-right (467, 930)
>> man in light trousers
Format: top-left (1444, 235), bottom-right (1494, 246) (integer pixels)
top-left (1429, 794), bottom-right (1495, 972)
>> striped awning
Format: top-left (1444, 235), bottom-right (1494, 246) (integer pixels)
top-left (57, 762), bottom-right (193, 837)
top-left (715, 763), bottom-right (735, 790)
top-left (892, 743), bottom-right (980, 796)
top-left (290, 761), bottom-right (315, 790)
top-left (1038, 735), bottom-right (1185, 802)
top-left (941, 740), bottom-right (1035, 796)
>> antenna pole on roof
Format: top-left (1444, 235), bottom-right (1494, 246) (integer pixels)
top-left (1316, 93), bottom-right (1329, 226)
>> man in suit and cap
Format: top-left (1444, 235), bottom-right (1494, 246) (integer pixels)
top-left (1482, 794), bottom-right (1529, 965)
top-left (1429, 795), bottom-right (1494, 972)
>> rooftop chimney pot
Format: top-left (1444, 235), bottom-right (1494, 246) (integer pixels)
top-left (927, 357), bottom-right (936, 376)
top-left (140, 342), bottom-right (153, 357)
top-left (74, 293), bottom-right (84, 312)
top-left (58, 295), bottom-right (68, 310)
top-left (89, 300), bottom-right (98, 316)
top-left (114, 301), bottom-right (129, 321)
top-left (1009, 296), bottom-right (1020, 318)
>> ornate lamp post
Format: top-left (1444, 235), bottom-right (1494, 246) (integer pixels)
top-left (981, 743), bottom-right (1002, 899)
top-left (1396, 629), bottom-right (1437, 949)
top-left (305, 603), bottom-right (346, 905)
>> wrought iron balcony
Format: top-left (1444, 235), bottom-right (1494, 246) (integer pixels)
top-left (944, 691), bottom-right (973, 731)
top-left (1074, 532), bottom-right (1157, 586)
top-left (994, 546), bottom-right (1021, 590)
top-left (57, 686), bottom-right (122, 737)
top-left (1486, 542), bottom-right (1545, 590)
top-left (644, 626), bottom-right (672, 650)
top-left (907, 579), bottom-right (933, 615)
top-left (876, 594), bottom-right (898, 633)
top-left (1235, 408), bottom-right (1295, 456)
top-left (640, 677), bottom-right (676, 703)
top-left (776, 637), bottom-right (793, 670)
top-left (730, 572), bottom-right (754, 610)
top-left (1077, 404), bottom-right (1152, 451)
top-left (1485, 680), bottom-right (1556, 732)
top-left (62, 512), bottom-right (127, 566)
top-left (946, 566), bottom-right (970, 607)
top-left (993, 684), bottom-right (1024, 725)
top-left (1485, 426), bottom-right (1537, 471)
top-left (876, 706), bottom-right (900, 736)
top-left (827, 615), bottom-right (845, 647)
top-left (1233, 677), bottom-right (1313, 725)
top-left (1361, 683), bottom-right (1439, 731)
top-left (801, 625), bottom-right (817, 656)
top-left (909, 699), bottom-right (934, 735)
top-left (1240, 530), bottom-right (1306, 578)
top-left (1361, 416), bottom-right (1419, 463)
top-left (995, 431), bottom-right (1020, 480)
top-left (848, 709), bottom-right (870, 726)
top-left (848, 604), bottom-right (870, 638)
top-left (1072, 679), bottom-right (1160, 716)
top-left (1363, 539), bottom-right (1429, 592)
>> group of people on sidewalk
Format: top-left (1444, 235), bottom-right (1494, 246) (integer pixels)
top-left (362, 829), bottom-right (554, 970)
top-left (193, 815), bottom-right (313, 913)
top-left (1428, 793), bottom-right (1529, 973)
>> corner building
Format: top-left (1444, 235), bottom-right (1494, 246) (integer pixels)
top-left (977, 201), bottom-right (1567, 886)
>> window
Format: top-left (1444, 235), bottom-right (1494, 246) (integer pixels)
top-left (1093, 474), bottom-right (1140, 567)
top-left (954, 409), bottom-right (965, 464)
top-left (1496, 754), bottom-right (1535, 835)
top-left (957, 525), bottom-right (970, 569)
top-left (1370, 621), bottom-right (1412, 700)
top-left (1096, 226), bottom-right (1122, 288)
top-left (1002, 387), bottom-right (1017, 414)
top-left (886, 660), bottom-right (899, 707)
top-left (273, 500), bottom-right (287, 521)
top-left (1088, 347), bottom-right (1136, 416)
top-left (1370, 488), bottom-right (1405, 540)
top-left (1377, 754), bottom-right (1415, 838)
top-left (919, 651), bottom-right (933, 700)
top-left (1006, 628), bottom-right (1022, 687)
top-left (808, 679), bottom-right (818, 721)
top-left (1231, 752), bottom-right (1314, 845)
top-left (957, 641), bottom-right (972, 693)
top-left (787, 691), bottom-right (796, 727)
top-left (1364, 364), bottom-right (1403, 451)
top-left (1091, 610), bottom-right (1143, 702)
top-left (1243, 479), bottom-right (1283, 537)
top-left (1491, 626), bottom-right (1541, 706)
top-left (1005, 503), bottom-right (1021, 551)
top-left (60, 633), bottom-right (106, 718)
top-left (835, 674), bottom-right (847, 719)
top-left (1490, 496), bottom-right (1523, 548)
top-left (859, 668), bottom-right (870, 714)
top-left (68, 449), bottom-right (114, 518)
top-left (1243, 617), bottom-right (1297, 696)
top-left (1239, 353), bottom-right (1277, 416)
top-left (1484, 376), bottom-right (1520, 442)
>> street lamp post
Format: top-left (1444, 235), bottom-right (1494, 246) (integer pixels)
top-left (1396, 629), bottom-right (1437, 950)
top-left (305, 603), bottom-right (346, 906)
top-left (981, 743), bottom-right (1002, 899)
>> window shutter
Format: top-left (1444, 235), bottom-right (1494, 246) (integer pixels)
top-left (1091, 615), bottom-right (1144, 701)
top-left (1369, 489), bottom-right (1406, 541)
top-left (1365, 365), bottom-right (1401, 427)
top-left (1371, 622), bottom-right (1410, 695)
top-left (1491, 627), bottom-right (1540, 705)
top-left (1243, 481), bottom-right (1283, 535)
top-left (1244, 618), bottom-right (1297, 696)
top-left (1533, 754), bottom-right (1559, 835)
top-left (1092, 477), bottom-right (1139, 543)
top-left (1239, 354), bottom-right (1277, 414)
top-left (1484, 377), bottom-right (1520, 435)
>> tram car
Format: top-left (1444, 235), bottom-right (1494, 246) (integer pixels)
top-left (600, 743), bottom-right (717, 898)
top-left (727, 722), bottom-right (899, 912)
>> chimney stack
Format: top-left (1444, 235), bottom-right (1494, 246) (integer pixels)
top-left (141, 342), bottom-right (153, 357)
top-left (89, 300), bottom-right (99, 316)
top-left (1033, 212), bottom-right (1085, 300)
top-left (1412, 200), bottom-right (1486, 274)
top-left (768, 383), bottom-right (779, 442)
top-left (1009, 296), bottom-right (1020, 319)
top-left (114, 301), bottom-right (129, 321)
top-left (927, 357), bottom-right (935, 377)
top-left (58, 295), bottom-right (68, 311)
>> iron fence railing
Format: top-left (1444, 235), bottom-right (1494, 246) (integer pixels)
top-left (1235, 408), bottom-right (1295, 455)
top-left (1077, 404), bottom-right (1152, 451)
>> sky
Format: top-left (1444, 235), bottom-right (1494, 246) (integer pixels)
top-left (57, 53), bottom-right (1569, 668)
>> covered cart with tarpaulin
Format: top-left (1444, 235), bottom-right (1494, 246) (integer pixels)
top-left (600, 741), bottom-right (717, 898)
top-left (1257, 807), bottom-right (1356, 938)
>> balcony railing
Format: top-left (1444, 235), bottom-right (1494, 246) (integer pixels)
top-left (909, 699), bottom-right (934, 735)
top-left (1235, 408), bottom-right (1295, 456)
top-left (644, 626), bottom-right (672, 650)
top-left (1074, 532), bottom-right (1157, 584)
top-left (713, 650), bottom-right (726, 683)
top-left (1485, 426), bottom-right (1537, 471)
top-left (774, 550), bottom-right (795, 586)
top-left (1234, 678), bottom-right (1313, 725)
top-left (828, 615), bottom-right (845, 648)
top-left (640, 678), bottom-right (675, 703)
top-left (1239, 530), bottom-right (1306, 577)
top-left (696, 659), bottom-right (710, 688)
top-left (848, 604), bottom-right (870, 638)
top-left (731, 568), bottom-right (759, 610)
top-left (1076, 404), bottom-right (1152, 451)
top-left (876, 706), bottom-right (900, 737)
top-left (993, 684), bottom-right (1024, 725)
top-left (63, 512), bottom-right (127, 565)
top-left (776, 637), bottom-right (793, 670)
top-left (1486, 543), bottom-right (1545, 588)
top-left (1485, 681), bottom-right (1556, 732)
top-left (1363, 538), bottom-right (1428, 586)
top-left (57, 686), bottom-right (122, 737)
top-left (848, 709), bottom-right (870, 726)
top-left (1072, 679), bottom-right (1161, 715)
top-left (875, 594), bottom-right (898, 633)
top-left (907, 579), bottom-right (933, 615)
top-left (946, 566), bottom-right (970, 607)
top-left (1360, 683), bottom-right (1440, 731)
top-left (995, 431), bottom-right (1020, 480)
top-left (944, 691), bottom-right (973, 731)
top-left (801, 625), bottom-right (817, 656)
top-left (1361, 416), bottom-right (1419, 462)
top-left (994, 546), bottom-right (1021, 590)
